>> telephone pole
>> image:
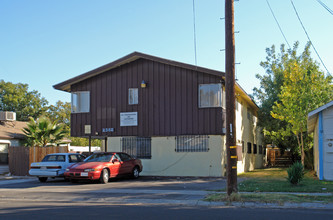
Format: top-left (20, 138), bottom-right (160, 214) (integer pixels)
top-left (225, 0), bottom-right (237, 196)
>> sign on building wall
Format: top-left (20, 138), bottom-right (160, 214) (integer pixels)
top-left (120, 112), bottom-right (138, 127)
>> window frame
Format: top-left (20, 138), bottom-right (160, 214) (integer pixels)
top-left (176, 135), bottom-right (209, 152)
top-left (71, 91), bottom-right (90, 113)
top-left (198, 83), bottom-right (223, 108)
top-left (128, 88), bottom-right (139, 105)
top-left (121, 137), bottom-right (151, 159)
top-left (247, 142), bottom-right (252, 154)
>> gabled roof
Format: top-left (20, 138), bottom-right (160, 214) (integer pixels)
top-left (53, 52), bottom-right (225, 92)
top-left (53, 51), bottom-right (258, 110)
top-left (0, 121), bottom-right (27, 140)
top-left (308, 100), bottom-right (333, 133)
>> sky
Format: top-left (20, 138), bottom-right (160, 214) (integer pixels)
top-left (1, 0), bottom-right (332, 105)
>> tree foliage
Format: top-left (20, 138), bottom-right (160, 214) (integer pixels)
top-left (22, 117), bottom-right (66, 147)
top-left (253, 44), bottom-right (297, 153)
top-left (271, 42), bottom-right (333, 164)
top-left (44, 101), bottom-right (101, 146)
top-left (0, 80), bottom-right (48, 121)
top-left (254, 42), bottom-right (333, 166)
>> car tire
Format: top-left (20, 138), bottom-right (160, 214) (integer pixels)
top-left (99, 169), bottom-right (109, 184)
top-left (132, 166), bottom-right (140, 179)
top-left (38, 177), bottom-right (47, 183)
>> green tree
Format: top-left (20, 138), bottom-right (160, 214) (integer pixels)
top-left (22, 117), bottom-right (66, 147)
top-left (45, 100), bottom-right (101, 146)
top-left (253, 44), bottom-right (297, 153)
top-left (44, 101), bottom-right (71, 135)
top-left (271, 42), bottom-right (333, 165)
top-left (0, 80), bottom-right (48, 121)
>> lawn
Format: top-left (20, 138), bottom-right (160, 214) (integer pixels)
top-left (205, 193), bottom-right (333, 204)
top-left (205, 168), bottom-right (333, 204)
top-left (237, 168), bottom-right (333, 193)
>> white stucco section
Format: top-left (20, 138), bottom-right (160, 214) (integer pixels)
top-left (235, 98), bottom-right (264, 174)
top-left (107, 135), bottom-right (225, 177)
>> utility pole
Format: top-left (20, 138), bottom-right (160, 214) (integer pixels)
top-left (225, 0), bottom-right (237, 196)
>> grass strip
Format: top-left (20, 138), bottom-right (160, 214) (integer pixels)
top-left (205, 193), bottom-right (333, 204)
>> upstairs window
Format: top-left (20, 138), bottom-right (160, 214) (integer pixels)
top-left (71, 91), bottom-right (90, 113)
top-left (129, 88), bottom-right (138, 105)
top-left (199, 84), bottom-right (222, 108)
top-left (253, 144), bottom-right (257, 154)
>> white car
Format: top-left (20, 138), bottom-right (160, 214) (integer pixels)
top-left (29, 153), bottom-right (86, 182)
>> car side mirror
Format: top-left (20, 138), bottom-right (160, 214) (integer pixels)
top-left (112, 159), bottom-right (119, 163)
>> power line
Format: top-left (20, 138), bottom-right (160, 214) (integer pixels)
top-left (290, 0), bottom-right (331, 75)
top-left (316, 0), bottom-right (333, 15)
top-left (192, 0), bottom-right (198, 66)
top-left (266, 0), bottom-right (291, 49)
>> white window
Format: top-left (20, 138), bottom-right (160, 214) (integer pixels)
top-left (71, 91), bottom-right (90, 113)
top-left (129, 88), bottom-right (138, 105)
top-left (198, 84), bottom-right (222, 108)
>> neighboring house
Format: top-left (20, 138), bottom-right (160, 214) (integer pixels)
top-left (308, 100), bottom-right (333, 181)
top-left (0, 112), bottom-right (26, 164)
top-left (53, 52), bottom-right (264, 177)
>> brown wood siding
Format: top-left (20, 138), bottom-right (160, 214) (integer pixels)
top-left (71, 58), bottom-right (225, 137)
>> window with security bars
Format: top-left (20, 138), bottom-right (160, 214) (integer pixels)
top-left (121, 137), bottom-right (151, 159)
top-left (176, 135), bottom-right (209, 152)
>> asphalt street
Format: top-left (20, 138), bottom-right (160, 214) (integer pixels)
top-left (0, 177), bottom-right (333, 219)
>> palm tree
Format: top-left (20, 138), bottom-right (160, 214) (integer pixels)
top-left (23, 117), bottom-right (66, 147)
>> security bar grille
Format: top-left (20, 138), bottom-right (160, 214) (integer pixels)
top-left (176, 135), bottom-right (209, 152)
top-left (121, 137), bottom-right (151, 159)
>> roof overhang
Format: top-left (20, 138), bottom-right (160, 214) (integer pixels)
top-left (53, 51), bottom-right (258, 110)
top-left (307, 100), bottom-right (333, 133)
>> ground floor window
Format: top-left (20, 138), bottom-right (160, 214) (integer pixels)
top-left (247, 142), bottom-right (252, 154)
top-left (121, 137), bottom-right (151, 159)
top-left (176, 135), bottom-right (209, 152)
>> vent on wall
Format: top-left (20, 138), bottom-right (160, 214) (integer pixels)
top-left (0, 111), bottom-right (16, 121)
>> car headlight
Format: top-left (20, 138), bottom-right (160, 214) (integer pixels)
top-left (84, 168), bottom-right (97, 172)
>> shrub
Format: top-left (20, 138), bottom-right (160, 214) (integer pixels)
top-left (287, 162), bottom-right (305, 185)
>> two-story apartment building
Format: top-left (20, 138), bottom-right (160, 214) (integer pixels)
top-left (54, 52), bottom-right (264, 177)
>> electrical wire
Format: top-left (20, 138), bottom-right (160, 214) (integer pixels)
top-left (316, 0), bottom-right (333, 15)
top-left (290, 0), bottom-right (331, 75)
top-left (266, 0), bottom-right (291, 49)
top-left (192, 0), bottom-right (198, 66)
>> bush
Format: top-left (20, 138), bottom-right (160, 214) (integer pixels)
top-left (287, 162), bottom-right (305, 185)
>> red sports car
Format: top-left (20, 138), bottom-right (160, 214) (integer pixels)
top-left (64, 152), bottom-right (143, 183)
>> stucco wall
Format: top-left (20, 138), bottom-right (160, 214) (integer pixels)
top-left (235, 98), bottom-right (264, 173)
top-left (107, 135), bottom-right (225, 177)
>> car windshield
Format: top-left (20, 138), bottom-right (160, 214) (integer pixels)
top-left (84, 154), bottom-right (112, 162)
top-left (42, 155), bottom-right (65, 162)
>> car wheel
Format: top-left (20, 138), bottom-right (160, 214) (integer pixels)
top-left (38, 177), bottom-right (47, 182)
top-left (132, 166), bottom-right (140, 179)
top-left (99, 169), bottom-right (109, 184)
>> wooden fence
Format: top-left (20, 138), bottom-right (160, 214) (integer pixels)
top-left (8, 146), bottom-right (68, 176)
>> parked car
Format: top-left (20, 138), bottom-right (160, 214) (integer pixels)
top-left (64, 152), bottom-right (143, 184)
top-left (29, 153), bottom-right (86, 182)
